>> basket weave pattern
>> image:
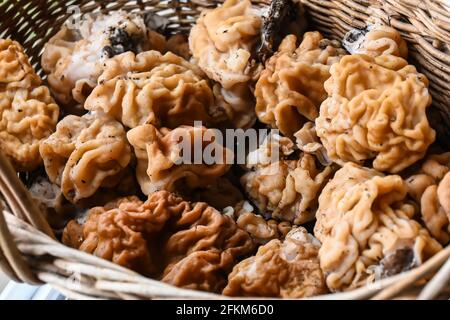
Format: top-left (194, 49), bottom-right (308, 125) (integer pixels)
top-left (0, 0), bottom-right (449, 299)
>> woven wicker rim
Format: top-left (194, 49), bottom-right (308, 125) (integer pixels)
top-left (0, 0), bottom-right (449, 299)
top-left (2, 202), bottom-right (450, 300)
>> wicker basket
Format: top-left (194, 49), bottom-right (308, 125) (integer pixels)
top-left (0, 0), bottom-right (449, 300)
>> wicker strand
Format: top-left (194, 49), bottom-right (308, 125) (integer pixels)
top-left (0, 205), bottom-right (39, 284)
top-left (417, 257), bottom-right (450, 300)
top-left (0, 152), bottom-right (54, 238)
top-left (51, 284), bottom-right (105, 300)
top-left (37, 272), bottom-right (122, 300)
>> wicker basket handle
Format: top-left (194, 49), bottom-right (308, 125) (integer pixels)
top-left (0, 151), bottom-right (55, 284)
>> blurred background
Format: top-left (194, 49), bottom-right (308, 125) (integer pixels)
top-left (0, 273), bottom-right (64, 299)
top-left (0, 274), bottom-right (7, 291)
